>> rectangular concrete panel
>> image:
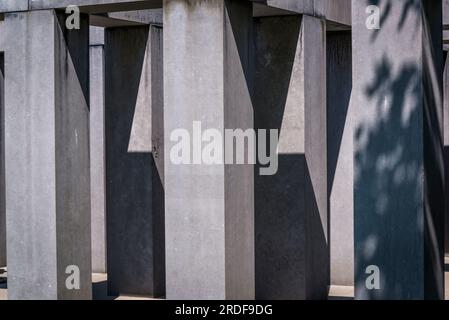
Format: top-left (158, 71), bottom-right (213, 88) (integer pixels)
top-left (163, 0), bottom-right (254, 300)
top-left (327, 31), bottom-right (353, 286)
top-left (444, 53), bottom-right (449, 256)
top-left (90, 27), bottom-right (107, 273)
top-left (0, 53), bottom-right (5, 268)
top-left (3, 10), bottom-right (91, 300)
top-left (254, 14), bottom-right (328, 300)
top-left (353, 0), bottom-right (444, 300)
top-left (105, 25), bottom-right (165, 297)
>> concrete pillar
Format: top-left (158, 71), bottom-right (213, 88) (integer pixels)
top-left (164, 0), bottom-right (254, 300)
top-left (105, 25), bottom-right (164, 297)
top-left (0, 52), bottom-right (5, 269)
top-left (327, 31), bottom-right (353, 286)
top-left (90, 27), bottom-right (107, 274)
top-left (2, 10), bottom-right (91, 299)
top-left (353, 0), bottom-right (444, 299)
top-left (443, 52), bottom-right (449, 256)
top-left (254, 14), bottom-right (328, 299)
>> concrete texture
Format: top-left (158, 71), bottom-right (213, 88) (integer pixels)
top-left (445, 53), bottom-right (449, 256)
top-left (254, 14), bottom-right (328, 300)
top-left (27, 0), bottom-right (162, 14)
top-left (2, 10), bottom-right (91, 299)
top-left (105, 25), bottom-right (164, 297)
top-left (90, 9), bottom-right (163, 28)
top-left (353, 0), bottom-right (444, 299)
top-left (327, 32), bottom-right (353, 286)
top-left (0, 1), bottom-right (28, 13)
top-left (90, 25), bottom-right (105, 45)
top-left (90, 27), bottom-right (107, 273)
top-left (163, 0), bottom-right (254, 300)
top-left (252, 0), bottom-right (351, 25)
top-left (0, 53), bottom-right (4, 268)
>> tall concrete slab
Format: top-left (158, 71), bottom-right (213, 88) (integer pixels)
top-left (164, 0), bottom-right (254, 300)
top-left (254, 15), bottom-right (328, 299)
top-left (90, 26), bottom-right (107, 273)
top-left (353, 0), bottom-right (444, 299)
top-left (105, 25), bottom-right (164, 297)
top-left (0, 52), bottom-right (5, 268)
top-left (444, 53), bottom-right (449, 256)
top-left (327, 31), bottom-right (353, 286)
top-left (2, 10), bottom-right (91, 299)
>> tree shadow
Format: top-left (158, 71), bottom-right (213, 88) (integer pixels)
top-left (354, 0), bottom-right (444, 300)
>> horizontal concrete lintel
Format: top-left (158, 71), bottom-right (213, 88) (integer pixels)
top-left (252, 0), bottom-right (351, 26)
top-left (90, 9), bottom-right (162, 27)
top-left (0, 0), bottom-right (28, 13)
top-left (0, 0), bottom-right (162, 14)
top-left (90, 14), bottom-right (146, 28)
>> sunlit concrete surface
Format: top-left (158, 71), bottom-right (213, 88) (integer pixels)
top-left (92, 274), bottom-right (157, 300)
top-left (328, 286), bottom-right (354, 300)
top-left (0, 266), bottom-right (448, 300)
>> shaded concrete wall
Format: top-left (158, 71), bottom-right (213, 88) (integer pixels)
top-left (327, 31), bottom-right (353, 286)
top-left (353, 0), bottom-right (444, 299)
top-left (105, 25), bottom-right (164, 297)
top-left (90, 26), bottom-right (107, 273)
top-left (163, 0), bottom-right (254, 300)
top-left (445, 53), bottom-right (449, 256)
top-left (254, 14), bottom-right (328, 300)
top-left (3, 10), bottom-right (91, 299)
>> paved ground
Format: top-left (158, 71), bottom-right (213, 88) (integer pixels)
top-left (0, 261), bottom-right (448, 300)
top-left (0, 271), bottom-right (155, 300)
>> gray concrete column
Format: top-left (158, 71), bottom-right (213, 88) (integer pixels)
top-left (2, 10), bottom-right (91, 299)
top-left (0, 52), bottom-right (5, 269)
top-left (164, 0), bottom-right (254, 300)
top-left (105, 25), bottom-right (164, 297)
top-left (254, 14), bottom-right (328, 300)
top-left (90, 27), bottom-right (107, 274)
top-left (327, 31), bottom-right (353, 287)
top-left (443, 52), bottom-right (449, 256)
top-left (353, 0), bottom-right (444, 299)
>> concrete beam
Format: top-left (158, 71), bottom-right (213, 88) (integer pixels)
top-left (2, 10), bottom-right (91, 299)
top-left (0, 0), bottom-right (28, 13)
top-left (105, 25), bottom-right (165, 297)
top-left (90, 9), bottom-right (162, 27)
top-left (164, 0), bottom-right (254, 300)
top-left (353, 0), bottom-right (444, 300)
top-left (252, 0), bottom-right (351, 26)
top-left (253, 14), bottom-right (328, 299)
top-left (0, 0), bottom-right (162, 14)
